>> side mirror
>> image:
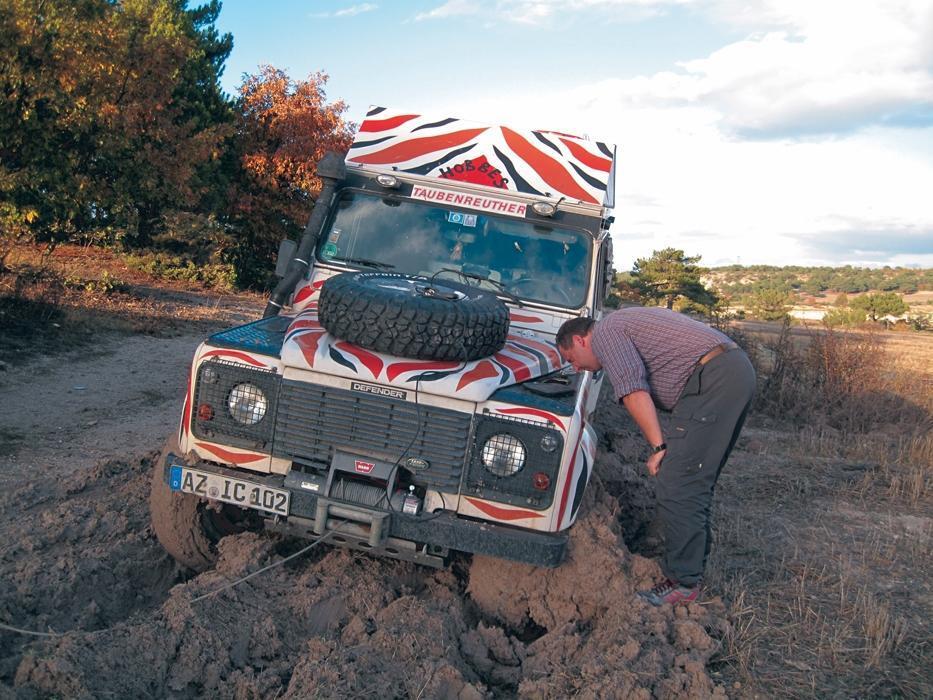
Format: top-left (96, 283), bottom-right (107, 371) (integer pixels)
top-left (601, 237), bottom-right (614, 301)
top-left (274, 239), bottom-right (298, 278)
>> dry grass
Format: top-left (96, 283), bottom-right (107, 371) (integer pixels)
top-left (707, 475), bottom-right (931, 696)
top-left (703, 320), bottom-right (933, 698)
top-left (798, 428), bottom-right (932, 507)
top-left (0, 243), bottom-right (264, 368)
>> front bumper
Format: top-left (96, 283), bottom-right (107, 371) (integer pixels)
top-left (161, 452), bottom-right (567, 568)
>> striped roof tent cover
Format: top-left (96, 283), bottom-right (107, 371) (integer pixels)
top-left (347, 106), bottom-right (616, 209)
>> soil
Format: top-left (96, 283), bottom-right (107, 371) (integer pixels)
top-left (1, 247), bottom-right (930, 698)
top-left (0, 294), bottom-right (733, 700)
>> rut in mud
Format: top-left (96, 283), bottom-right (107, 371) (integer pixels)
top-left (1, 340), bottom-right (730, 699)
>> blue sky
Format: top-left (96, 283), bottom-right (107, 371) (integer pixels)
top-left (216, 1), bottom-right (933, 270)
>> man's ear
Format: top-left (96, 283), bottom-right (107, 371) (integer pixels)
top-left (574, 332), bottom-right (590, 349)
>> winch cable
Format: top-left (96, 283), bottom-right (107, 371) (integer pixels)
top-left (379, 364), bottom-right (455, 521)
top-left (0, 621), bottom-right (65, 638)
top-left (0, 520), bottom-right (347, 638)
top-left (188, 520), bottom-right (345, 603)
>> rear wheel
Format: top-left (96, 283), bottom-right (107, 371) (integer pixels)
top-left (149, 435), bottom-right (258, 571)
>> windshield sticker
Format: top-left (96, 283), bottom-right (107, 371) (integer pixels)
top-left (447, 212), bottom-right (477, 227)
top-left (328, 229), bottom-right (342, 242)
top-left (322, 242), bottom-right (338, 258)
top-left (411, 185), bottom-right (527, 218)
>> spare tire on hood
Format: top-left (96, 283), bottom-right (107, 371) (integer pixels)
top-left (318, 271), bottom-right (509, 361)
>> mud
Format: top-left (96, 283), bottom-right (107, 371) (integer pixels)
top-left (1, 334), bottom-right (730, 699)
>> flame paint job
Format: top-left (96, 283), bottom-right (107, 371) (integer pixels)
top-left (464, 497), bottom-right (545, 521)
top-left (279, 307), bottom-right (565, 403)
top-left (194, 442), bottom-right (268, 466)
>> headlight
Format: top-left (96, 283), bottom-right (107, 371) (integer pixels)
top-left (482, 434), bottom-right (526, 477)
top-left (227, 383), bottom-right (267, 425)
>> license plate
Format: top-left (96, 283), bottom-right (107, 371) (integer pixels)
top-left (169, 465), bottom-right (289, 516)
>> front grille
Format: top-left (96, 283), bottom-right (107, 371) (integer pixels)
top-left (273, 380), bottom-right (473, 492)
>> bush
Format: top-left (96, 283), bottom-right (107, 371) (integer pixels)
top-left (125, 253), bottom-right (236, 291)
top-left (906, 314), bottom-right (932, 332)
top-left (63, 270), bottom-right (128, 295)
top-left (823, 307), bottom-right (866, 328)
top-left (744, 320), bottom-right (931, 435)
top-left (851, 292), bottom-right (908, 322)
top-left (747, 287), bottom-right (791, 321)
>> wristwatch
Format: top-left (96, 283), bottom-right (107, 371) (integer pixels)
top-left (651, 442), bottom-right (667, 453)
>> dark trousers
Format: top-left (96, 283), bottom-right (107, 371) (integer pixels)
top-left (655, 349), bottom-right (756, 586)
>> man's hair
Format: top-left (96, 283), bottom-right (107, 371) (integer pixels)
top-left (556, 317), bottom-right (596, 349)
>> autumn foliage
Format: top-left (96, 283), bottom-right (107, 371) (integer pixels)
top-left (227, 67), bottom-right (353, 285)
top-left (0, 1), bottom-right (354, 287)
top-left (237, 67), bottom-right (352, 214)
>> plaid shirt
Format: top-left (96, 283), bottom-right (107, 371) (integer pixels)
top-left (591, 307), bottom-right (732, 410)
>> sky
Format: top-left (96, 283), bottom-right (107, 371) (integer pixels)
top-left (215, 0), bottom-right (933, 271)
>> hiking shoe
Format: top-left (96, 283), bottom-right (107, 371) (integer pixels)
top-left (638, 578), bottom-right (700, 606)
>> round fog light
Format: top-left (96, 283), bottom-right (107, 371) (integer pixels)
top-left (540, 433), bottom-right (560, 452)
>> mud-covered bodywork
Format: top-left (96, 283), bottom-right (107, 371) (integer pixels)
top-left (155, 106), bottom-right (616, 568)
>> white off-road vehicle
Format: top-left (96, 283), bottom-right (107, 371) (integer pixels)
top-left (151, 107), bottom-right (616, 570)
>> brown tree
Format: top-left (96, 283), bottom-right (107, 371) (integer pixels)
top-left (226, 66), bottom-right (354, 286)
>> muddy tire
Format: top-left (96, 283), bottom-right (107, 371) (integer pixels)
top-left (149, 435), bottom-right (255, 571)
top-left (318, 272), bottom-right (509, 361)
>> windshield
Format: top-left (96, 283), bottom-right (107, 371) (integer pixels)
top-left (316, 190), bottom-right (592, 307)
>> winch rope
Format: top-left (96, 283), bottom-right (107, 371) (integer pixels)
top-left (0, 521), bottom-right (345, 638)
top-left (0, 621), bottom-right (63, 638)
top-left (330, 478), bottom-right (385, 507)
top-left (188, 522), bottom-right (343, 603)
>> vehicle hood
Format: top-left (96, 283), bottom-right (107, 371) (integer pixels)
top-left (280, 308), bottom-right (565, 403)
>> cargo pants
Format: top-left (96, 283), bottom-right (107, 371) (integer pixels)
top-left (655, 348), bottom-right (756, 586)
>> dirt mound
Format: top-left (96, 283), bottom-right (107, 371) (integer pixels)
top-left (469, 485), bottom-right (728, 698)
top-left (2, 434), bottom-right (729, 699)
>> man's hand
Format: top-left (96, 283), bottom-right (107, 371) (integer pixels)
top-left (646, 449), bottom-right (666, 476)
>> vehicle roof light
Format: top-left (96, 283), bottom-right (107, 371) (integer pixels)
top-left (531, 201), bottom-right (556, 217)
top-left (376, 174), bottom-right (400, 189)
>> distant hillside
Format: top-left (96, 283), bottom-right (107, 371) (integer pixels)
top-left (703, 265), bottom-right (933, 297)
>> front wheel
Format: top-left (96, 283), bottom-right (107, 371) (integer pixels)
top-left (149, 435), bottom-right (257, 571)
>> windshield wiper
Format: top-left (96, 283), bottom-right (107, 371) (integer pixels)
top-left (431, 268), bottom-right (525, 308)
top-left (337, 257), bottom-right (395, 270)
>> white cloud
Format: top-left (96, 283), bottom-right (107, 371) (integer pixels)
top-left (335, 3), bottom-right (378, 17)
top-left (692, 0), bottom-right (933, 135)
top-left (411, 1), bottom-right (933, 268)
top-left (312, 3), bottom-right (377, 19)
top-left (415, 0), bottom-right (691, 24)
top-left (414, 0), bottom-right (480, 21)
top-left (433, 74), bottom-right (933, 268)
